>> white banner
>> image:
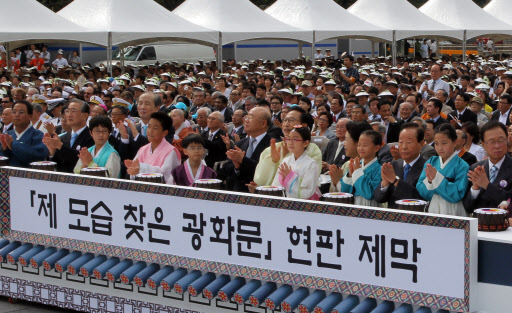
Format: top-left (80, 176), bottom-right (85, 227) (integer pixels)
top-left (10, 176), bottom-right (466, 299)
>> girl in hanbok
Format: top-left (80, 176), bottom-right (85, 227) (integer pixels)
top-left (171, 133), bottom-right (217, 186)
top-left (74, 116), bottom-right (121, 178)
top-left (272, 125), bottom-right (321, 200)
top-left (417, 123), bottom-right (469, 217)
top-left (339, 130), bottom-right (382, 207)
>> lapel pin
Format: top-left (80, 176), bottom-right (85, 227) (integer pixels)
top-left (500, 180), bottom-right (508, 188)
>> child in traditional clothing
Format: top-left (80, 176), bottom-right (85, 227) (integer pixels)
top-left (125, 112), bottom-right (181, 184)
top-left (171, 133), bottom-right (217, 186)
top-left (272, 125), bottom-right (321, 200)
top-left (74, 116), bottom-right (121, 178)
top-left (417, 123), bottom-right (469, 217)
top-left (339, 130), bottom-right (382, 207)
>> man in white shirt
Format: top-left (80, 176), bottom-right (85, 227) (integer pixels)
top-left (41, 46), bottom-right (51, 65)
top-left (314, 48), bottom-right (323, 59)
top-left (52, 50), bottom-right (69, 69)
top-left (419, 64), bottom-right (451, 100)
top-left (491, 94), bottom-right (512, 126)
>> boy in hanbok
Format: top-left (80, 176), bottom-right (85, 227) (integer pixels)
top-left (339, 130), bottom-right (382, 207)
top-left (272, 125), bottom-right (321, 200)
top-left (172, 133), bottom-right (217, 186)
top-left (74, 116), bottom-right (120, 178)
top-left (417, 123), bottom-right (469, 217)
top-left (125, 112), bottom-right (180, 184)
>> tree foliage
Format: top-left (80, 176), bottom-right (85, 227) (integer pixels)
top-left (37, 0), bottom-right (492, 12)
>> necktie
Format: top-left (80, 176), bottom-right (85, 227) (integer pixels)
top-left (333, 114), bottom-right (337, 123)
top-left (231, 128), bottom-right (236, 137)
top-left (490, 165), bottom-right (498, 183)
top-left (246, 137), bottom-right (257, 158)
top-left (208, 132), bottom-right (213, 141)
top-left (404, 164), bottom-right (411, 182)
top-left (142, 125), bottom-right (148, 137)
top-left (70, 132), bottom-right (78, 147)
top-left (431, 80), bottom-right (436, 91)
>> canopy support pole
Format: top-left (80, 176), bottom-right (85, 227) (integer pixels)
top-left (107, 32), bottom-right (112, 75)
top-left (234, 41), bottom-right (237, 62)
top-left (462, 30), bottom-right (467, 63)
top-left (371, 41), bottom-right (375, 58)
top-left (217, 33), bottom-right (223, 73)
top-left (413, 40), bottom-right (416, 60)
top-left (120, 45), bottom-right (125, 74)
top-left (392, 31), bottom-right (397, 66)
top-left (436, 39), bottom-right (440, 57)
top-left (79, 43), bottom-right (83, 67)
top-left (311, 32), bottom-right (316, 61)
top-left (298, 42), bottom-right (303, 59)
top-left (6, 43), bottom-right (10, 72)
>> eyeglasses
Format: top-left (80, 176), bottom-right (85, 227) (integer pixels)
top-left (92, 130), bottom-right (110, 135)
top-left (283, 117), bottom-right (298, 123)
top-left (285, 138), bottom-right (304, 143)
top-left (65, 108), bottom-right (79, 114)
top-left (483, 138), bottom-right (507, 146)
top-left (12, 110), bottom-right (26, 115)
top-left (207, 116), bottom-right (217, 121)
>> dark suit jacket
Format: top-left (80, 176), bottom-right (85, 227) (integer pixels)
top-left (463, 154), bottom-right (512, 214)
top-left (454, 109), bottom-right (478, 125)
top-left (229, 125), bottom-right (246, 141)
top-left (223, 107), bottom-right (233, 124)
top-left (0, 123), bottom-right (13, 134)
top-left (374, 157), bottom-right (426, 208)
top-left (490, 110), bottom-right (512, 126)
top-left (267, 125), bottom-right (284, 141)
top-left (322, 139), bottom-right (350, 168)
top-left (433, 116), bottom-right (450, 128)
top-left (460, 151), bottom-right (477, 167)
top-left (53, 126), bottom-right (95, 173)
top-left (202, 129), bottom-right (227, 168)
top-left (385, 119), bottom-right (401, 143)
top-left (223, 133), bottom-right (272, 192)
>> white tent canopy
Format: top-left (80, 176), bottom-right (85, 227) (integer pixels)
top-left (1, 0), bottom-right (106, 47)
top-left (484, 0), bottom-right (512, 27)
top-left (420, 0), bottom-right (512, 40)
top-left (173, 0), bottom-right (313, 45)
top-left (58, 0), bottom-right (219, 47)
top-left (265, 0), bottom-right (393, 42)
top-left (348, 0), bottom-right (462, 42)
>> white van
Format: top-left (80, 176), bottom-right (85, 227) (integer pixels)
top-left (94, 43), bottom-right (216, 67)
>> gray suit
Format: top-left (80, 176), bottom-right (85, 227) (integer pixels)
top-left (374, 157), bottom-right (426, 208)
top-left (421, 144), bottom-right (437, 161)
top-left (322, 139), bottom-right (350, 168)
top-left (463, 154), bottom-right (512, 214)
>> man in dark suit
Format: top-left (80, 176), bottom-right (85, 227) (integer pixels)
top-left (451, 93), bottom-right (477, 126)
top-left (426, 98), bottom-right (449, 128)
top-left (456, 129), bottom-right (477, 166)
top-left (490, 94), bottom-right (512, 126)
top-left (322, 118), bottom-right (350, 172)
top-left (201, 111), bottom-right (227, 169)
top-left (43, 99), bottom-right (94, 173)
top-left (190, 90), bottom-right (214, 116)
top-left (0, 108), bottom-right (13, 134)
top-left (378, 99), bottom-right (401, 143)
top-left (375, 122), bottom-right (426, 208)
top-left (213, 95), bottom-right (233, 124)
top-left (227, 109), bottom-right (247, 141)
top-left (464, 122), bottom-right (512, 214)
top-left (119, 92), bottom-right (174, 161)
top-left (224, 107), bottom-right (272, 192)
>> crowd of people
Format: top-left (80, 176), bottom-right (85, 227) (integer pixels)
top-left (1, 43), bottom-right (512, 218)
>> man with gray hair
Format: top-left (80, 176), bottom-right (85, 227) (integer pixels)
top-left (193, 107), bottom-right (211, 133)
top-left (190, 90), bottom-right (213, 116)
top-left (201, 111), bottom-right (227, 168)
top-left (243, 96), bottom-right (257, 112)
top-left (412, 117), bottom-right (437, 160)
top-left (31, 103), bottom-right (47, 134)
top-left (43, 99), bottom-right (94, 172)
